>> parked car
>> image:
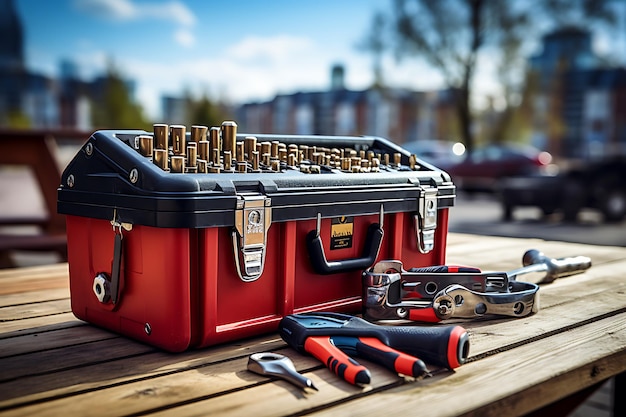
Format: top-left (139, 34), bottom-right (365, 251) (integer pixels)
top-left (402, 139), bottom-right (465, 170)
top-left (446, 144), bottom-right (553, 193)
top-left (500, 156), bottom-right (626, 223)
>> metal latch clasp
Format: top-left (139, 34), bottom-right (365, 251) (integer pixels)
top-left (232, 194), bottom-right (272, 282)
top-left (415, 187), bottom-right (437, 254)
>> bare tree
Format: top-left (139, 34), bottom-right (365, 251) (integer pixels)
top-left (369, 0), bottom-right (618, 153)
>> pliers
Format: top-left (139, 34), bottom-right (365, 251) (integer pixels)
top-left (278, 312), bottom-right (469, 385)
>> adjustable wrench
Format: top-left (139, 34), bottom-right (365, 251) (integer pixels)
top-left (363, 249), bottom-right (591, 322)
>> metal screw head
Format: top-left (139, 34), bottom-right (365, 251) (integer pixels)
top-left (85, 143), bottom-right (93, 156)
top-left (396, 307), bottom-right (408, 318)
top-left (437, 304), bottom-right (450, 315)
top-left (129, 168), bottom-right (139, 184)
top-left (67, 174), bottom-right (75, 188)
top-left (93, 273), bottom-right (110, 303)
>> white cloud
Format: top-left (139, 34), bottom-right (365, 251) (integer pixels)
top-left (74, 0), bottom-right (135, 20)
top-left (141, 2), bottom-right (196, 26)
top-left (227, 35), bottom-right (316, 64)
top-left (75, 0), bottom-right (196, 26)
top-left (174, 28), bottom-right (195, 48)
top-left (75, 0), bottom-right (197, 51)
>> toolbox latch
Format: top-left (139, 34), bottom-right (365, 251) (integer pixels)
top-left (232, 194), bottom-right (272, 282)
top-left (415, 187), bottom-right (437, 254)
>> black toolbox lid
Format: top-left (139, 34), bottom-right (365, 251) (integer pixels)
top-left (57, 130), bottom-right (455, 228)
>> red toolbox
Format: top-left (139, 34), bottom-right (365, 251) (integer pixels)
top-left (57, 122), bottom-right (455, 352)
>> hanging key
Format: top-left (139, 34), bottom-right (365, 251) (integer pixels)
top-left (109, 214), bottom-right (132, 304)
top-left (110, 228), bottom-right (123, 304)
top-left (93, 218), bottom-right (131, 304)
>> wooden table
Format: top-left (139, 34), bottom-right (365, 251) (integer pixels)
top-left (1, 233), bottom-right (625, 416)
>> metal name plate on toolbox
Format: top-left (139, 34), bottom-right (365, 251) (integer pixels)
top-left (57, 121), bottom-right (456, 351)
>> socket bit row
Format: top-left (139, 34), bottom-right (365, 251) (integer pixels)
top-left (134, 121), bottom-right (421, 174)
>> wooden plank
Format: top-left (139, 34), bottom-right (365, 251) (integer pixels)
top-left (0, 313), bottom-right (82, 338)
top-left (0, 264), bottom-right (69, 296)
top-left (445, 233), bottom-right (626, 271)
top-left (0, 288), bottom-right (69, 308)
top-left (466, 276), bottom-right (626, 357)
top-left (0, 337), bottom-right (156, 383)
top-left (0, 299), bottom-right (71, 322)
top-left (312, 314), bottom-right (626, 417)
top-left (0, 352), bottom-right (399, 417)
top-left (0, 325), bottom-right (116, 358)
top-left (0, 334), bottom-right (287, 407)
top-left (0, 264), bottom-right (68, 281)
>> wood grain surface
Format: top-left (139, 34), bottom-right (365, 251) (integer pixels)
top-left (1, 233), bottom-right (624, 417)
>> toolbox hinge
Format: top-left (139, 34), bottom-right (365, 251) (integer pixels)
top-left (415, 187), bottom-right (437, 254)
top-left (232, 194), bottom-right (272, 282)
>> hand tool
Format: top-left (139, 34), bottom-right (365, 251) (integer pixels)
top-left (279, 312), bottom-right (469, 385)
top-left (247, 352), bottom-right (318, 391)
top-left (363, 249), bottom-right (591, 322)
top-left (512, 249), bottom-right (592, 284)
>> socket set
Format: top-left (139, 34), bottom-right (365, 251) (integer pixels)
top-left (138, 121), bottom-right (426, 175)
top-left (58, 121), bottom-right (456, 352)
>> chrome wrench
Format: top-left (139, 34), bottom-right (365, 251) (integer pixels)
top-left (362, 249), bottom-right (591, 322)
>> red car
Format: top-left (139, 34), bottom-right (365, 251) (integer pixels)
top-left (447, 144), bottom-right (553, 193)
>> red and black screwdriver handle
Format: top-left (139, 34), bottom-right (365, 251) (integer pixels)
top-left (278, 312), bottom-right (469, 384)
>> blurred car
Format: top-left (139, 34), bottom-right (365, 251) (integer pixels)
top-left (500, 156), bottom-right (626, 223)
top-left (402, 140), bottom-right (466, 170)
top-left (446, 144), bottom-right (553, 193)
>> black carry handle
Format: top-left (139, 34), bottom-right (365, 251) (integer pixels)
top-left (307, 222), bottom-right (384, 275)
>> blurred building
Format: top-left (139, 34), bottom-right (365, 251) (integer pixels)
top-left (0, 0), bottom-right (138, 130)
top-left (235, 64), bottom-right (459, 145)
top-left (162, 96), bottom-right (190, 125)
top-left (529, 27), bottom-right (626, 159)
top-left (0, 0), bottom-right (58, 127)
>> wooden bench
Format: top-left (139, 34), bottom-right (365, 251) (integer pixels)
top-left (0, 233), bottom-right (624, 416)
top-left (0, 129), bottom-right (89, 267)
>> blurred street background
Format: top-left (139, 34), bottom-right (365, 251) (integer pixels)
top-left (1, 1), bottom-right (625, 415)
top-left (2, 0), bottom-right (625, 258)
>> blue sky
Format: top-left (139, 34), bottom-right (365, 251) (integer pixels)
top-left (15, 0), bottom-right (626, 119)
top-left (17, 0), bottom-right (416, 118)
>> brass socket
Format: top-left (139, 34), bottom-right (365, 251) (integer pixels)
top-left (171, 155), bottom-right (185, 173)
top-left (221, 121), bottom-right (237, 155)
top-left (211, 148), bottom-right (221, 166)
top-left (252, 150), bottom-right (260, 171)
top-left (223, 150), bottom-right (232, 170)
top-left (187, 143), bottom-right (197, 167)
top-left (236, 141), bottom-right (245, 162)
top-left (138, 135), bottom-right (153, 157)
top-left (198, 141), bottom-right (209, 161)
top-left (209, 126), bottom-right (220, 156)
top-left (170, 125), bottom-right (186, 155)
top-left (153, 124), bottom-right (169, 150)
top-left (153, 148), bottom-right (168, 171)
top-left (191, 125), bottom-right (208, 143)
top-left (244, 136), bottom-right (257, 162)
